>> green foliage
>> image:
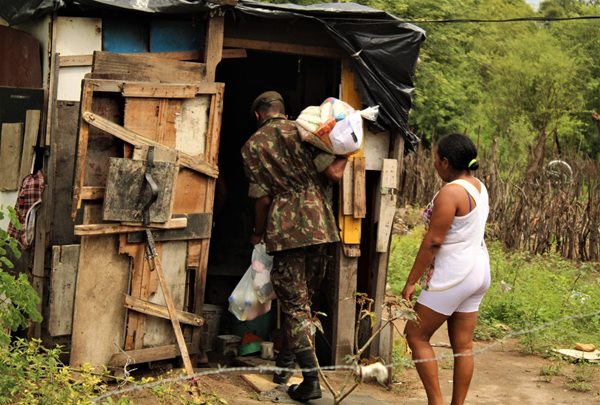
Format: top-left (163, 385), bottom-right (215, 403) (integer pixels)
top-left (0, 207), bottom-right (41, 346)
top-left (565, 362), bottom-right (595, 392)
top-left (388, 230), bottom-right (600, 354)
top-left (356, 0), bottom-right (600, 160)
top-left (0, 339), bottom-right (111, 404)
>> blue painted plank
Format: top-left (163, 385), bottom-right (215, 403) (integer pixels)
top-left (103, 18), bottom-right (148, 53)
top-left (149, 19), bottom-right (205, 53)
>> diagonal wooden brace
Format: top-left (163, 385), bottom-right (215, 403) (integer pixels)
top-left (81, 111), bottom-right (219, 178)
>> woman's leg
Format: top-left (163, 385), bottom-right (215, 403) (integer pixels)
top-left (447, 311), bottom-right (478, 405)
top-left (405, 303), bottom-right (449, 405)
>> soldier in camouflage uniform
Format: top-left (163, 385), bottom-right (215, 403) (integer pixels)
top-left (241, 91), bottom-right (347, 402)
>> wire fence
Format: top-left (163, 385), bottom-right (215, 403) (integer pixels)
top-left (397, 141), bottom-right (600, 262)
top-left (91, 308), bottom-right (600, 403)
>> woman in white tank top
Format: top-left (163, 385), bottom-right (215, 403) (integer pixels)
top-left (402, 133), bottom-right (491, 405)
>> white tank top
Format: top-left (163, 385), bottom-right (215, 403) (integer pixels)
top-left (427, 179), bottom-right (489, 291)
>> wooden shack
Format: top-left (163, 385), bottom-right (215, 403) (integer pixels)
top-left (0, 0), bottom-right (424, 369)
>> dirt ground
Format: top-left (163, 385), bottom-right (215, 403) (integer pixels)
top-left (187, 326), bottom-right (600, 405)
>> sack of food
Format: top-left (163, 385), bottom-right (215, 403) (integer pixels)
top-left (295, 97), bottom-right (378, 156)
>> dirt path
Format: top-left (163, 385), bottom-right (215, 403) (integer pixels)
top-left (195, 326), bottom-right (599, 405)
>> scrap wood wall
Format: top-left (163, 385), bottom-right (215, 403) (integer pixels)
top-left (68, 51), bottom-right (224, 367)
top-left (20, 13), bottom-right (227, 367)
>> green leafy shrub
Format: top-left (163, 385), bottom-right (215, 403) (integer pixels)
top-left (0, 207), bottom-right (42, 345)
top-left (0, 339), bottom-right (112, 404)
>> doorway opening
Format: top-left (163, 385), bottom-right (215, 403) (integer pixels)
top-left (206, 50), bottom-right (340, 364)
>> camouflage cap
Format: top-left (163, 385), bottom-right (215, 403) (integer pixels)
top-left (250, 91), bottom-right (284, 113)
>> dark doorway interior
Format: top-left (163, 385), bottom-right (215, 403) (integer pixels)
top-left (206, 50), bottom-right (340, 364)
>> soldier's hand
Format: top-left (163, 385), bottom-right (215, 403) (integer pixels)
top-left (250, 232), bottom-right (263, 246)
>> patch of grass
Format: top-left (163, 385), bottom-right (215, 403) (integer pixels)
top-left (565, 363), bottom-right (596, 392)
top-left (387, 227), bottom-right (600, 355)
top-left (538, 362), bottom-right (563, 382)
top-left (391, 338), bottom-right (413, 382)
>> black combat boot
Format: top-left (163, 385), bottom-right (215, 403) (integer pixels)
top-left (273, 349), bottom-right (295, 384)
top-left (287, 348), bottom-right (322, 402)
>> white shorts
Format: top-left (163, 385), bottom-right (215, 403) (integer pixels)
top-left (417, 263), bottom-right (491, 316)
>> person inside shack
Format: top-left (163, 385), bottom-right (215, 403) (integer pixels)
top-left (241, 91), bottom-right (347, 402)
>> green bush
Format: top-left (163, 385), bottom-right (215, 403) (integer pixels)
top-left (0, 339), bottom-right (112, 404)
top-left (0, 207), bottom-right (42, 345)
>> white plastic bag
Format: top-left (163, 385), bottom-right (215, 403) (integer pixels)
top-left (329, 111), bottom-right (364, 155)
top-left (228, 244), bottom-right (275, 321)
top-left (250, 243), bottom-right (276, 303)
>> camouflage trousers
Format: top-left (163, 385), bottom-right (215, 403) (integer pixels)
top-left (271, 243), bottom-right (331, 352)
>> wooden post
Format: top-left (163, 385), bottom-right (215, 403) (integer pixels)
top-left (332, 246), bottom-right (358, 365)
top-left (204, 14), bottom-right (224, 82)
top-left (370, 134), bottom-right (404, 361)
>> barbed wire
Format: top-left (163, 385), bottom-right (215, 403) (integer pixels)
top-left (91, 308), bottom-right (600, 403)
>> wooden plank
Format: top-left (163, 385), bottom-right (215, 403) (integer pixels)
top-left (205, 16), bottom-right (224, 82)
top-left (223, 37), bottom-right (344, 59)
top-left (332, 247), bottom-right (358, 365)
top-left (141, 241), bottom-right (189, 349)
top-left (102, 158), bottom-right (178, 223)
top-left (71, 80), bottom-right (94, 217)
top-left (92, 51), bottom-right (206, 83)
top-left (80, 186), bottom-right (104, 200)
top-left (85, 95), bottom-right (123, 187)
top-left (241, 374), bottom-right (302, 394)
top-left (52, 102), bottom-right (79, 245)
top-left (123, 98), bottom-right (162, 141)
top-left (19, 110), bottom-right (41, 183)
top-left (82, 112), bottom-right (219, 178)
top-left (187, 242), bottom-right (202, 268)
top-left (120, 241), bottom-right (149, 351)
top-left (126, 213), bottom-right (212, 243)
top-left (0, 123), bottom-right (23, 191)
top-left (132, 144), bottom-right (178, 163)
top-left (70, 226), bottom-right (130, 366)
top-left (147, 244), bottom-right (195, 375)
top-left (364, 130), bottom-right (390, 171)
top-left (30, 53), bottom-right (58, 337)
top-left (48, 245), bottom-right (80, 336)
top-left (59, 54), bottom-right (93, 67)
top-left (74, 217), bottom-right (187, 236)
top-left (122, 82), bottom-right (219, 98)
top-left (128, 50), bottom-right (201, 61)
top-left (120, 48), bottom-right (243, 61)
top-left (107, 344), bottom-right (200, 367)
top-left (372, 137), bottom-right (404, 360)
top-left (341, 159), bottom-right (354, 216)
top-left (353, 156), bottom-right (366, 219)
top-left (338, 58), bottom-right (363, 245)
top-left (376, 159), bottom-right (398, 252)
top-left (124, 294), bottom-right (204, 327)
top-left (55, 17), bottom-right (102, 101)
top-left (175, 96), bottom-right (210, 156)
top-left (222, 48), bottom-right (247, 59)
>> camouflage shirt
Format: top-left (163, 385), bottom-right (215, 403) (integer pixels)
top-left (241, 114), bottom-right (340, 253)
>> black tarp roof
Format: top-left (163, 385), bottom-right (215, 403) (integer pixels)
top-left (1, 0), bottom-right (425, 147)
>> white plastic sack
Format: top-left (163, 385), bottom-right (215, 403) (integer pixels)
top-left (250, 243), bottom-right (276, 303)
top-left (329, 111), bottom-right (364, 156)
top-left (228, 244), bottom-right (275, 321)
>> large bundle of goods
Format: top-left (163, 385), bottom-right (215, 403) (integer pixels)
top-left (295, 97), bottom-right (378, 156)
